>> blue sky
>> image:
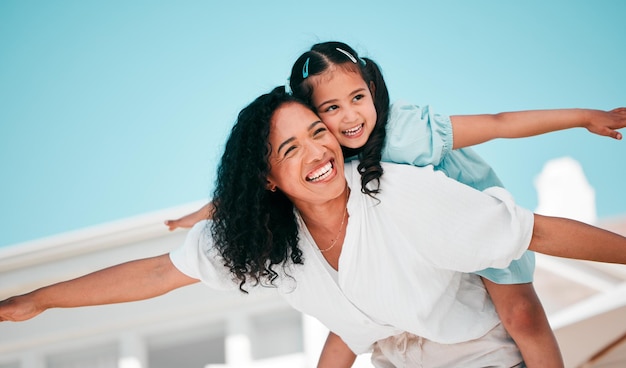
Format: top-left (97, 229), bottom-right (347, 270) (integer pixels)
top-left (1, 1), bottom-right (625, 248)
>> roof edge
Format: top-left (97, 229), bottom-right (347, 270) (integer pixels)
top-left (0, 201), bottom-right (204, 271)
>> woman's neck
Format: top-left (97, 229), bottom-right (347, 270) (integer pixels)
top-left (297, 186), bottom-right (350, 270)
top-left (298, 186), bottom-right (350, 231)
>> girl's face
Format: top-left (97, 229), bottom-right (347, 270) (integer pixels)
top-left (309, 69), bottom-right (378, 150)
top-left (266, 102), bottom-right (346, 208)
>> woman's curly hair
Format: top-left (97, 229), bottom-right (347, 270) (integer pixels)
top-left (289, 41), bottom-right (390, 195)
top-left (210, 86), bottom-right (308, 292)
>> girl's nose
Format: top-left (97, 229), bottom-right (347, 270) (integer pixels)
top-left (342, 105), bottom-right (358, 122)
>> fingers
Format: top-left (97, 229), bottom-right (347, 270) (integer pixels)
top-left (164, 220), bottom-right (179, 231)
top-left (609, 107), bottom-right (626, 128)
top-left (609, 107), bottom-right (626, 114)
top-left (600, 128), bottom-right (622, 140)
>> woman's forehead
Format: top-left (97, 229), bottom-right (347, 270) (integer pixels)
top-left (271, 102), bottom-right (319, 131)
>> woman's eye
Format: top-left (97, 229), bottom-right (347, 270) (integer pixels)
top-left (284, 146), bottom-right (296, 156)
top-left (313, 127), bottom-right (327, 136)
top-left (353, 94), bottom-right (364, 102)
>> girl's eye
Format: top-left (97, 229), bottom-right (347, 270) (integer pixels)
top-left (324, 105), bottom-right (338, 112)
top-left (353, 94), bottom-right (365, 102)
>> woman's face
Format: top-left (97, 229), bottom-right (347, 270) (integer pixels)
top-left (309, 69), bottom-right (378, 150)
top-left (266, 102), bottom-right (346, 207)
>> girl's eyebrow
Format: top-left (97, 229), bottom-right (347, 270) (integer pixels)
top-left (277, 120), bottom-right (324, 155)
top-left (316, 87), bottom-right (367, 110)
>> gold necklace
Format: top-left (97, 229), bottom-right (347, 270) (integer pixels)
top-left (319, 192), bottom-right (349, 253)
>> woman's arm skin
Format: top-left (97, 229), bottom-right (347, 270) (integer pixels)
top-left (317, 332), bottom-right (357, 368)
top-left (0, 254), bottom-right (199, 322)
top-left (529, 214), bottom-right (626, 264)
top-left (451, 108), bottom-right (626, 149)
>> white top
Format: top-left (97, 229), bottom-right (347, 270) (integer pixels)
top-left (170, 161), bottom-right (533, 353)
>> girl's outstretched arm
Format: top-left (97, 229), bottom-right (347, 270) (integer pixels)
top-left (165, 202), bottom-right (215, 231)
top-left (529, 214), bottom-right (626, 264)
top-left (451, 107), bottom-right (626, 149)
top-left (0, 254), bottom-right (199, 322)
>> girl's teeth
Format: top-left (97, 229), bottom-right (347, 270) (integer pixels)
top-left (343, 124), bottom-right (363, 136)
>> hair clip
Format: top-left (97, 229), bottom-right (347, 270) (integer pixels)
top-left (285, 77), bottom-right (293, 95)
top-left (335, 47), bottom-right (357, 64)
top-left (302, 57), bottom-right (310, 79)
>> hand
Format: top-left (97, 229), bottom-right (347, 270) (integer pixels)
top-left (164, 203), bottom-right (214, 231)
top-left (585, 107), bottom-right (626, 140)
top-left (164, 218), bottom-right (187, 231)
top-left (0, 295), bottom-right (43, 322)
top-left (164, 214), bottom-right (200, 231)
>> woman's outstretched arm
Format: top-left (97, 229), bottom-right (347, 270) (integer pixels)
top-left (529, 214), bottom-right (626, 264)
top-left (0, 254), bottom-right (199, 322)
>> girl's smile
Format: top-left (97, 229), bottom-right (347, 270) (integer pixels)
top-left (341, 123), bottom-right (365, 138)
top-left (310, 69), bottom-right (378, 150)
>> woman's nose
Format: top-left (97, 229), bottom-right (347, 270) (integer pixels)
top-left (304, 140), bottom-right (325, 163)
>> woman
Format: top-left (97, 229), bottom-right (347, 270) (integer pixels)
top-left (2, 87), bottom-right (625, 367)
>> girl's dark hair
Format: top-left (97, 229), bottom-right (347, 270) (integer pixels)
top-left (211, 86), bottom-right (310, 292)
top-left (289, 41), bottom-right (390, 195)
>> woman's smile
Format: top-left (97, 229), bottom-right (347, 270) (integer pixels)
top-left (266, 102), bottom-right (346, 204)
top-left (306, 159), bottom-right (336, 182)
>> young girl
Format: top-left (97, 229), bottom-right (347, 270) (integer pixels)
top-left (166, 42), bottom-right (626, 367)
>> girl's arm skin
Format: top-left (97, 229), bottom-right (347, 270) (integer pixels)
top-left (165, 202), bottom-right (215, 231)
top-left (317, 332), bottom-right (357, 368)
top-left (530, 214), bottom-right (626, 264)
top-left (451, 108), bottom-right (626, 149)
top-left (0, 254), bottom-right (198, 322)
top-left (165, 109), bottom-right (626, 232)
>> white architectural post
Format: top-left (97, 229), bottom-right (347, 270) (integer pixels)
top-left (534, 157), bottom-right (597, 224)
top-left (118, 333), bottom-right (147, 368)
top-left (302, 314), bottom-right (327, 368)
top-left (225, 315), bottom-right (252, 366)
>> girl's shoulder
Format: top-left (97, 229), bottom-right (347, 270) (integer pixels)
top-left (388, 100), bottom-right (440, 127)
top-left (387, 100), bottom-right (451, 133)
top-left (390, 99), bottom-right (432, 112)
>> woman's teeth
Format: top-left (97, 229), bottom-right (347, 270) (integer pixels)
top-left (307, 161), bottom-right (333, 182)
top-left (342, 124), bottom-right (363, 136)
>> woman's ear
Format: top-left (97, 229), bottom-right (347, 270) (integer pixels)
top-left (369, 81), bottom-right (376, 96)
top-left (266, 180), bottom-right (277, 192)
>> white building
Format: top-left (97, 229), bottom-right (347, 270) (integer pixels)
top-left (1, 158), bottom-right (625, 368)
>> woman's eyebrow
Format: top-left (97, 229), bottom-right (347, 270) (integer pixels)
top-left (308, 120), bottom-right (323, 130)
top-left (277, 120), bottom-right (324, 154)
top-left (277, 137), bottom-right (295, 155)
